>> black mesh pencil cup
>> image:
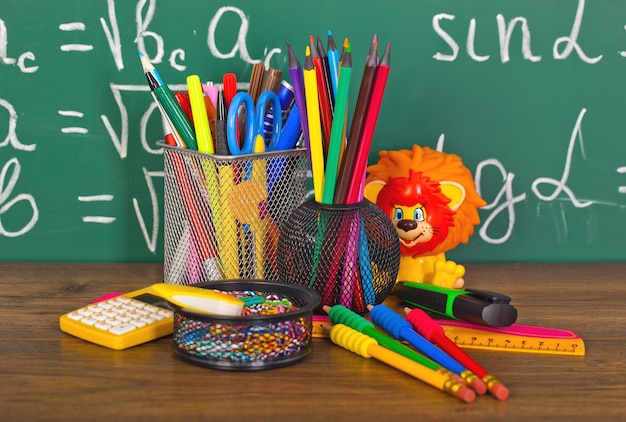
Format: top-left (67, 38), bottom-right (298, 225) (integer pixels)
top-left (277, 199), bottom-right (400, 313)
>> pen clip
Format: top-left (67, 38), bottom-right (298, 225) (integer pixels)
top-left (465, 288), bottom-right (512, 304)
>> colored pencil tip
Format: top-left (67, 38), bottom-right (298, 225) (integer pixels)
top-left (380, 43), bottom-right (391, 65)
top-left (343, 37), bottom-right (349, 48)
top-left (372, 34), bottom-right (377, 44)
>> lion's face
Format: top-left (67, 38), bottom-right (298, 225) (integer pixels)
top-left (376, 170), bottom-right (454, 257)
top-left (391, 204), bottom-right (434, 248)
top-left (364, 145), bottom-right (486, 257)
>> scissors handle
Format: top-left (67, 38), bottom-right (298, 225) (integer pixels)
top-left (227, 93), bottom-right (256, 155)
top-left (256, 91), bottom-right (282, 151)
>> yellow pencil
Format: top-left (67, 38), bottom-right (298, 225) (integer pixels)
top-left (329, 324), bottom-right (476, 403)
top-left (303, 46), bottom-right (325, 203)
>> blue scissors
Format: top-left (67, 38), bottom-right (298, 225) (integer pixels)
top-left (226, 91), bottom-right (283, 155)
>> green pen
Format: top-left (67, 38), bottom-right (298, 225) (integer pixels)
top-left (146, 71), bottom-right (197, 151)
top-left (394, 281), bottom-right (518, 327)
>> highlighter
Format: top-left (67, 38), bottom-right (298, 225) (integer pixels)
top-left (149, 283), bottom-right (244, 316)
top-left (394, 281), bottom-right (518, 327)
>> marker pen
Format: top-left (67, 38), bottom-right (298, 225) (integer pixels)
top-left (394, 281), bottom-right (518, 327)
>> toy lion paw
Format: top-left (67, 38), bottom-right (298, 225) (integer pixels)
top-left (431, 260), bottom-right (465, 289)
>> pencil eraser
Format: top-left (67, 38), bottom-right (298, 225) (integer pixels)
top-left (489, 383), bottom-right (510, 401)
top-left (457, 386), bottom-right (476, 404)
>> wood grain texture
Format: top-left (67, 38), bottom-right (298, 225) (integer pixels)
top-left (1, 262), bottom-right (625, 421)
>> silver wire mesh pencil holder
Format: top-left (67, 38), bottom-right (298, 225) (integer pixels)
top-left (161, 143), bottom-right (308, 284)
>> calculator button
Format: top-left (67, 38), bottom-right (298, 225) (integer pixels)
top-left (116, 315), bottom-right (131, 323)
top-left (95, 322), bottom-right (112, 330)
top-left (91, 314), bottom-right (107, 322)
top-left (126, 310), bottom-right (142, 319)
top-left (130, 319), bottom-right (146, 328)
top-left (140, 316), bottom-right (156, 324)
top-left (121, 303), bottom-right (137, 311)
top-left (105, 318), bottom-right (122, 327)
top-left (77, 308), bottom-right (93, 317)
top-left (66, 312), bottom-right (83, 321)
top-left (109, 323), bottom-right (136, 335)
top-left (158, 309), bottom-right (173, 317)
top-left (81, 318), bottom-right (97, 326)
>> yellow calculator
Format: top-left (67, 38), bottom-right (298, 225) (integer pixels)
top-left (59, 286), bottom-right (175, 350)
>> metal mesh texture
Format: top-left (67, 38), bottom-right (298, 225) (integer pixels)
top-left (277, 199), bottom-right (400, 313)
top-left (162, 145), bottom-right (308, 284)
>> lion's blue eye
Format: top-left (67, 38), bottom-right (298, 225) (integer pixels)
top-left (394, 208), bottom-right (403, 221)
top-left (414, 208), bottom-right (424, 222)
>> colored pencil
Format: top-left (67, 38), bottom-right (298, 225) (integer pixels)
top-left (286, 40), bottom-right (311, 160)
top-left (345, 43), bottom-right (390, 204)
top-left (322, 45), bottom-right (352, 204)
top-left (404, 307), bottom-right (510, 400)
top-left (303, 45), bottom-right (325, 203)
top-left (333, 38), bottom-right (378, 204)
top-left (329, 324), bottom-right (476, 403)
top-left (140, 53), bottom-right (197, 150)
top-left (317, 34), bottom-right (335, 110)
top-left (310, 35), bottom-right (333, 156)
top-left (368, 303), bottom-right (487, 394)
top-left (326, 30), bottom-right (340, 97)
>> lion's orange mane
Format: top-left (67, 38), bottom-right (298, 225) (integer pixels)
top-left (366, 145), bottom-right (486, 256)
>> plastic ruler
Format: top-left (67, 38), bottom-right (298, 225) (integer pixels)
top-left (313, 316), bottom-right (585, 356)
top-left (437, 320), bottom-right (585, 356)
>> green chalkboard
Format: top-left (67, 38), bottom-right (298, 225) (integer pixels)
top-left (1, 0), bottom-right (626, 263)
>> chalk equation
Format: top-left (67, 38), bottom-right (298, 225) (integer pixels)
top-left (1, 0), bottom-right (625, 260)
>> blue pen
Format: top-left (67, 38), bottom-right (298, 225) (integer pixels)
top-left (368, 303), bottom-right (488, 394)
top-left (263, 80), bottom-right (295, 141)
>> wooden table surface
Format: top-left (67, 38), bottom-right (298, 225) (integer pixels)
top-left (1, 262), bottom-right (625, 421)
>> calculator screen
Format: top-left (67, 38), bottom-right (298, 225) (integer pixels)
top-left (133, 293), bottom-right (171, 310)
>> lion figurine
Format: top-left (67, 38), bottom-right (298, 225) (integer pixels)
top-left (363, 145), bottom-right (486, 289)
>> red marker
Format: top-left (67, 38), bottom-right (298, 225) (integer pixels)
top-left (404, 307), bottom-right (510, 400)
top-left (222, 73), bottom-right (237, 110)
top-left (174, 91), bottom-right (194, 125)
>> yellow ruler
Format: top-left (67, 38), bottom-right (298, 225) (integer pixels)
top-left (313, 315), bottom-right (585, 356)
top-left (437, 320), bottom-right (585, 356)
